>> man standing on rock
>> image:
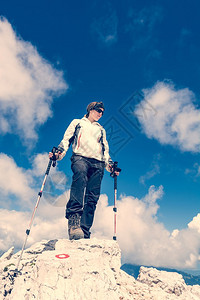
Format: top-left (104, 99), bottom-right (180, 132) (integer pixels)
top-left (49, 102), bottom-right (119, 240)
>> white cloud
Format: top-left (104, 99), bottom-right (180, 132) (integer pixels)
top-left (0, 17), bottom-right (67, 143)
top-left (185, 162), bottom-right (200, 178)
top-left (29, 153), bottom-right (71, 207)
top-left (0, 209), bottom-right (66, 252)
top-left (126, 6), bottom-right (163, 52)
top-left (135, 81), bottom-right (200, 153)
top-left (0, 153), bottom-right (35, 209)
top-left (188, 214), bottom-right (200, 233)
top-left (0, 152), bottom-right (69, 210)
top-left (93, 186), bottom-right (200, 269)
top-left (0, 152), bottom-right (69, 251)
top-left (139, 153), bottom-right (161, 185)
top-left (91, 10), bottom-right (118, 46)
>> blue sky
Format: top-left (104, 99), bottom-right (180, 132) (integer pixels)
top-left (0, 0), bottom-right (200, 271)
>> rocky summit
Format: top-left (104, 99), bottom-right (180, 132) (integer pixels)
top-left (1, 238), bottom-right (200, 300)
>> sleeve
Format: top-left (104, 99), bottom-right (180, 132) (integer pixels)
top-left (57, 119), bottom-right (79, 160)
top-left (102, 128), bottom-right (114, 172)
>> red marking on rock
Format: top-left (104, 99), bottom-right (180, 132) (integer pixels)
top-left (55, 254), bottom-right (70, 259)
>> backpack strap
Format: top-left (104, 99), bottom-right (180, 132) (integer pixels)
top-left (68, 122), bottom-right (80, 147)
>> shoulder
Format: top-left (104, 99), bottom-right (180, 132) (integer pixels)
top-left (72, 118), bottom-right (81, 123)
top-left (70, 119), bottom-right (81, 126)
top-left (95, 121), bottom-right (103, 129)
top-left (98, 124), bottom-right (106, 133)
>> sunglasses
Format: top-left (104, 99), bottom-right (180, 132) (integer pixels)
top-left (94, 108), bottom-right (104, 115)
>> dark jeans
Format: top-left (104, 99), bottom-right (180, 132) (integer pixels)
top-left (66, 155), bottom-right (105, 238)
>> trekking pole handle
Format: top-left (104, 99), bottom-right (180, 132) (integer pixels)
top-left (110, 161), bottom-right (121, 178)
top-left (46, 147), bottom-right (58, 175)
top-left (51, 146), bottom-right (59, 167)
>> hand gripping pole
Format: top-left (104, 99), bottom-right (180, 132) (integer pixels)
top-left (14, 147), bottom-right (58, 275)
top-left (110, 162), bottom-right (121, 241)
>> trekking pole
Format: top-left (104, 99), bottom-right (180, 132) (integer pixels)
top-left (14, 147), bottom-right (58, 276)
top-left (110, 162), bottom-right (121, 241)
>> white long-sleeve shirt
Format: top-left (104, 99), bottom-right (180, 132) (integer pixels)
top-left (58, 117), bottom-right (113, 170)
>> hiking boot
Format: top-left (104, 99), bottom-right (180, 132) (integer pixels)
top-left (68, 213), bottom-right (84, 240)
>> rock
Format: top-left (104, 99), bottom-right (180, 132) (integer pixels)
top-left (137, 266), bottom-right (187, 296)
top-left (0, 238), bottom-right (200, 299)
top-left (0, 247), bottom-right (14, 261)
top-left (137, 266), bottom-right (200, 300)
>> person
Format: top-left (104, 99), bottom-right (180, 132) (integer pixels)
top-left (49, 101), bottom-right (119, 240)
